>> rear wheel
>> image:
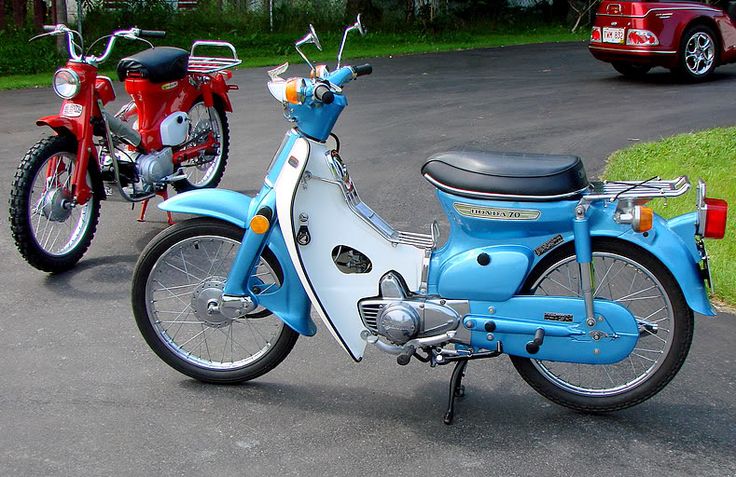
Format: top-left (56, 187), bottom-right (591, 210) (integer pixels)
top-left (132, 218), bottom-right (298, 383)
top-left (510, 239), bottom-right (694, 412)
top-left (172, 101), bottom-right (229, 192)
top-left (612, 62), bottom-right (651, 78)
top-left (9, 135), bottom-right (100, 272)
top-left (675, 25), bottom-right (718, 81)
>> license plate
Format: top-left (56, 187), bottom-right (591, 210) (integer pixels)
top-left (603, 27), bottom-right (625, 44)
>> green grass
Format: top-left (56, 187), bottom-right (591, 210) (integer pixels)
top-left (603, 128), bottom-right (736, 307)
top-left (0, 26), bottom-right (586, 90)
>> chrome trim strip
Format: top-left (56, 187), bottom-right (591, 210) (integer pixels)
top-left (597, 6), bottom-right (721, 18)
top-left (423, 174), bottom-right (589, 201)
top-left (589, 45), bottom-right (677, 54)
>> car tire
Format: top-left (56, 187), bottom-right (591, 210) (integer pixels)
top-left (612, 62), bottom-right (652, 78)
top-left (675, 25), bottom-right (719, 81)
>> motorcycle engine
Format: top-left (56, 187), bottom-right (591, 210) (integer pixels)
top-left (136, 148), bottom-right (174, 187)
top-left (358, 272), bottom-right (467, 345)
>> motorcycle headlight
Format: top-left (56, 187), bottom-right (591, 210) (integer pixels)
top-left (53, 68), bottom-right (81, 99)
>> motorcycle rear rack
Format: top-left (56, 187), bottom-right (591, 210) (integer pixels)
top-left (584, 175), bottom-right (690, 202)
top-left (188, 40), bottom-right (242, 74)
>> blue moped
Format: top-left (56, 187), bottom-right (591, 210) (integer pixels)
top-left (131, 17), bottom-right (729, 423)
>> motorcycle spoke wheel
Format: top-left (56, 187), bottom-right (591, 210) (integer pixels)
top-left (132, 218), bottom-right (298, 383)
top-left (511, 239), bottom-right (693, 412)
top-left (9, 135), bottom-right (100, 272)
top-left (173, 102), bottom-right (229, 192)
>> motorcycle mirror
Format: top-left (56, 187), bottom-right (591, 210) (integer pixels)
top-left (337, 14), bottom-right (367, 69)
top-left (295, 24), bottom-right (321, 71)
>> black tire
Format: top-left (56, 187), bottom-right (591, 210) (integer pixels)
top-left (510, 238), bottom-right (694, 412)
top-left (612, 62), bottom-right (652, 78)
top-left (132, 217), bottom-right (298, 383)
top-left (675, 25), bottom-right (719, 81)
top-left (9, 135), bottom-right (100, 273)
top-left (172, 101), bottom-right (229, 193)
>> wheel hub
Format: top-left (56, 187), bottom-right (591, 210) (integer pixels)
top-left (191, 278), bottom-right (232, 328)
top-left (40, 187), bottom-right (72, 222)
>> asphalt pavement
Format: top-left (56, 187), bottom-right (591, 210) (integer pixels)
top-left (0, 42), bottom-right (734, 476)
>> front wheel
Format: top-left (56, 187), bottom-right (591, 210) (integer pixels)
top-left (9, 135), bottom-right (100, 272)
top-left (131, 217), bottom-right (298, 383)
top-left (172, 101), bottom-right (229, 192)
top-left (511, 238), bottom-right (694, 412)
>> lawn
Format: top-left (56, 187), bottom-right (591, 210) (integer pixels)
top-left (0, 26), bottom-right (586, 90)
top-left (603, 128), bottom-right (735, 307)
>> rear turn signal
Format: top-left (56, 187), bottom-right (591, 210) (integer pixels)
top-left (591, 27), bottom-right (602, 43)
top-left (627, 29), bottom-right (659, 46)
top-left (633, 206), bottom-right (653, 233)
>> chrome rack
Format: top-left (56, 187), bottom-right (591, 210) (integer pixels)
top-left (188, 41), bottom-right (242, 74)
top-left (583, 176), bottom-right (691, 202)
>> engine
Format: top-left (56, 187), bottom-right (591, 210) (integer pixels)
top-left (136, 148), bottom-right (174, 187)
top-left (358, 272), bottom-right (467, 345)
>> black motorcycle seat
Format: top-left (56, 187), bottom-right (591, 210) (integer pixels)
top-left (117, 47), bottom-right (190, 83)
top-left (422, 151), bottom-right (589, 200)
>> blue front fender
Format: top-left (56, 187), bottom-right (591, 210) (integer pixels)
top-left (160, 189), bottom-right (317, 336)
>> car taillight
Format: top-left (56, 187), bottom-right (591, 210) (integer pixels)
top-left (697, 180), bottom-right (729, 239)
top-left (627, 29), bottom-right (659, 46)
top-left (591, 27), bottom-right (602, 42)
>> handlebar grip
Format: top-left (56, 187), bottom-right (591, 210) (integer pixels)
top-left (353, 64), bottom-right (372, 77)
top-left (314, 84), bottom-right (335, 104)
top-left (42, 25), bottom-right (57, 32)
top-left (140, 30), bottom-right (166, 38)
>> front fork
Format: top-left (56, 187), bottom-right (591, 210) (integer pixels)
top-left (219, 187), bottom-right (277, 310)
top-left (573, 204), bottom-right (597, 324)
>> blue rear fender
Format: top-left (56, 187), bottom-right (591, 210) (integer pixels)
top-left (159, 189), bottom-right (317, 336)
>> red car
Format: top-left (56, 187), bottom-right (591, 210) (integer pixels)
top-left (589, 0), bottom-right (736, 80)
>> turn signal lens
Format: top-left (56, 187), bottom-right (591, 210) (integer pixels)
top-left (591, 27), bottom-right (602, 43)
top-left (703, 198), bottom-right (728, 239)
top-left (285, 78), bottom-right (302, 104)
top-left (627, 29), bottom-right (659, 46)
top-left (633, 206), bottom-right (653, 233)
top-left (250, 215), bottom-right (270, 234)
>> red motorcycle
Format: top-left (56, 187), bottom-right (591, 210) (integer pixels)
top-left (9, 24), bottom-right (241, 272)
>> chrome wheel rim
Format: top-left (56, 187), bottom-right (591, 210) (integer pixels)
top-left (530, 252), bottom-right (674, 397)
top-left (29, 152), bottom-right (94, 256)
top-left (181, 103), bottom-right (224, 187)
top-left (145, 236), bottom-right (283, 370)
top-left (685, 32), bottom-right (715, 76)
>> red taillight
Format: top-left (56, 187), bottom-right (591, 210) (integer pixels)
top-left (591, 27), bottom-right (602, 42)
top-left (626, 29), bottom-right (659, 46)
top-left (703, 198), bottom-right (728, 239)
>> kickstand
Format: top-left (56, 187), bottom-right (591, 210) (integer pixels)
top-left (138, 189), bottom-right (174, 225)
top-left (443, 359), bottom-right (468, 425)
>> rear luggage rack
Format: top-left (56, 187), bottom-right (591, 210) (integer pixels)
top-left (188, 41), bottom-right (242, 74)
top-left (584, 176), bottom-right (690, 202)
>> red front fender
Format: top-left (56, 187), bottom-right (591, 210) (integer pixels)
top-left (36, 115), bottom-right (82, 137)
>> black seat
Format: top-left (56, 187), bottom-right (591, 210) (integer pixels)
top-left (422, 151), bottom-right (589, 201)
top-left (117, 47), bottom-right (189, 83)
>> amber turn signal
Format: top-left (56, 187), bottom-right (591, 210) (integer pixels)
top-left (285, 78), bottom-right (301, 104)
top-left (250, 215), bottom-right (270, 234)
top-left (633, 206), bottom-right (653, 233)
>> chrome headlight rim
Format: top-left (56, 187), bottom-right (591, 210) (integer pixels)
top-left (52, 68), bottom-right (81, 100)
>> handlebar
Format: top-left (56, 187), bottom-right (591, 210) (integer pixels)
top-left (353, 64), bottom-right (372, 77)
top-left (313, 83), bottom-right (335, 104)
top-left (139, 29), bottom-right (166, 39)
top-left (42, 25), bottom-right (57, 32)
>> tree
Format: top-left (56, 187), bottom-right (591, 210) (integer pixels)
top-left (568, 0), bottom-right (597, 32)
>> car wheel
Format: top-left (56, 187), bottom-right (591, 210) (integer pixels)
top-left (612, 62), bottom-right (652, 78)
top-left (676, 25), bottom-right (718, 81)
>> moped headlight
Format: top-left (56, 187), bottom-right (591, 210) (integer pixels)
top-left (53, 68), bottom-right (81, 99)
